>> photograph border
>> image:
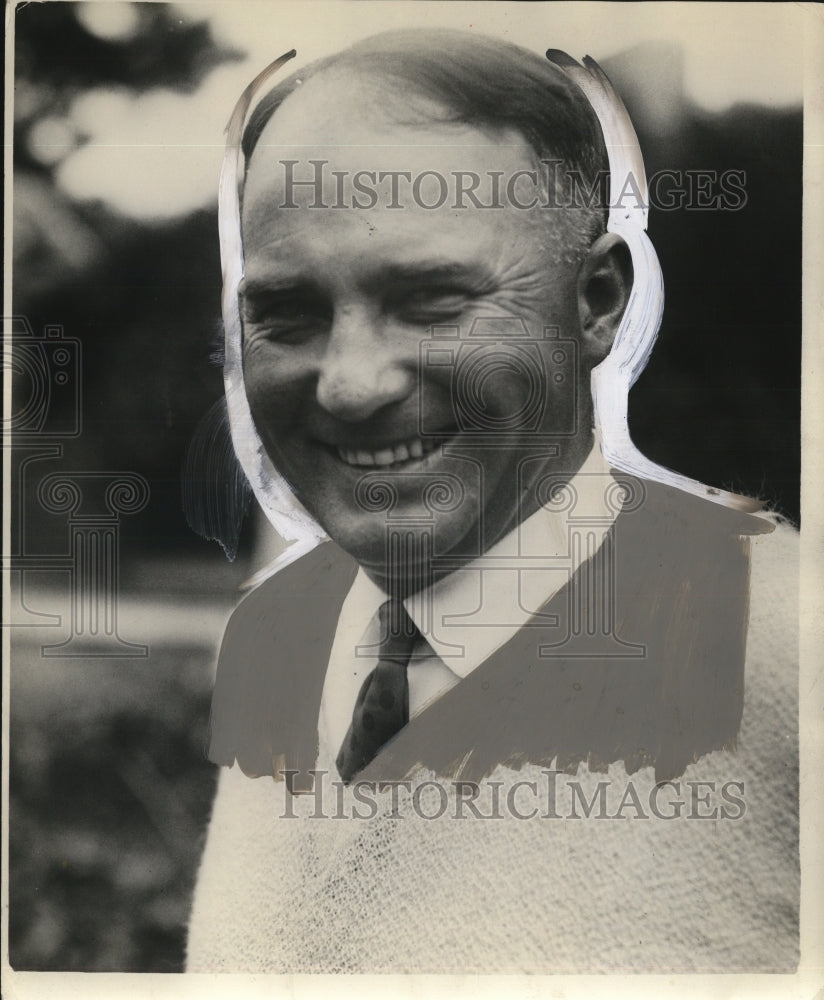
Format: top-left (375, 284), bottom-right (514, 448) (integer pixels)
top-left (3, 3), bottom-right (822, 998)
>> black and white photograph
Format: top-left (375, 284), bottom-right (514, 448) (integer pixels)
top-left (3, 2), bottom-right (822, 996)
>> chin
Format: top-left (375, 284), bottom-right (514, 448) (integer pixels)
top-left (323, 508), bottom-right (474, 586)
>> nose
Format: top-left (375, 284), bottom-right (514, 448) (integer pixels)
top-left (315, 309), bottom-right (415, 422)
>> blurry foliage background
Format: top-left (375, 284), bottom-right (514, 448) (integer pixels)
top-left (10, 1), bottom-right (251, 973)
top-left (8, 0), bottom-right (802, 973)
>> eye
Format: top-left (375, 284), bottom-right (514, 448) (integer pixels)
top-left (242, 288), bottom-right (332, 342)
top-left (392, 287), bottom-right (470, 324)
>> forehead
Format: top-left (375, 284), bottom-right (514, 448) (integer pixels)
top-left (239, 68), bottom-right (574, 281)
top-left (243, 67), bottom-right (539, 202)
top-left (245, 64), bottom-right (522, 156)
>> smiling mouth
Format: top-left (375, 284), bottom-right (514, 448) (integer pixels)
top-left (334, 433), bottom-right (455, 468)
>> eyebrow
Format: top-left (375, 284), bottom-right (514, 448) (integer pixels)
top-left (238, 277), bottom-right (302, 300)
top-left (374, 261), bottom-right (493, 288)
top-left (239, 259), bottom-right (494, 301)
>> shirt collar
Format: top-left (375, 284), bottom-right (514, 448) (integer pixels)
top-left (338, 440), bottom-right (616, 681)
top-left (404, 440), bottom-right (617, 678)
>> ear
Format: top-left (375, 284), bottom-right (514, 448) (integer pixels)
top-left (577, 232), bottom-right (633, 363)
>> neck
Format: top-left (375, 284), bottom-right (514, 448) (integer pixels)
top-left (361, 434), bottom-right (597, 598)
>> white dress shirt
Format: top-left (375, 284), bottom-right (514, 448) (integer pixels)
top-left (317, 441), bottom-right (618, 774)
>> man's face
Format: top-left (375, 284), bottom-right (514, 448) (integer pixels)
top-left (240, 71), bottom-right (594, 586)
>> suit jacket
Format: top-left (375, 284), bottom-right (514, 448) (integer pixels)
top-left (207, 475), bottom-right (774, 787)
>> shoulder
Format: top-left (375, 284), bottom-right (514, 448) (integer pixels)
top-left (207, 540), bottom-right (357, 776)
top-left (220, 540), bottom-right (358, 649)
top-left (746, 513), bottom-right (798, 661)
top-left (748, 513), bottom-right (799, 597)
top-left (623, 475), bottom-right (777, 538)
top-left (743, 514), bottom-right (799, 724)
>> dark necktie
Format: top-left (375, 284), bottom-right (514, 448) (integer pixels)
top-left (336, 599), bottom-right (418, 784)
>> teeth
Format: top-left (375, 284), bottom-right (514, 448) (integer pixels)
top-left (336, 436), bottom-right (449, 467)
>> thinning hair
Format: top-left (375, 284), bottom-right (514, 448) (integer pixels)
top-left (240, 29), bottom-right (609, 245)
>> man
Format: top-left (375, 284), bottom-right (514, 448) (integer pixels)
top-left (187, 29), bottom-right (798, 973)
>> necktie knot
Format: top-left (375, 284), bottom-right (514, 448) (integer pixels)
top-left (377, 598), bottom-right (418, 659)
top-left (336, 599), bottom-right (418, 783)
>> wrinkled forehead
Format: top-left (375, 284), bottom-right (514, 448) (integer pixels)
top-left (238, 62), bottom-right (596, 272)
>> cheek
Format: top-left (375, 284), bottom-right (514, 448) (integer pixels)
top-left (242, 346), bottom-right (310, 430)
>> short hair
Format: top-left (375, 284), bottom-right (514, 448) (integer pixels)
top-left (240, 29), bottom-right (609, 243)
